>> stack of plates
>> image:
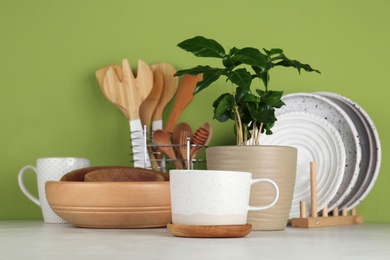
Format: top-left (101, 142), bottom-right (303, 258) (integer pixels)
top-left (261, 92), bottom-right (381, 218)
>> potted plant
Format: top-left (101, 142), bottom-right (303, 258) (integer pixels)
top-left (175, 36), bottom-right (320, 230)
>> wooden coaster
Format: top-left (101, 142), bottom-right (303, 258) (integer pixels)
top-left (167, 223), bottom-right (252, 238)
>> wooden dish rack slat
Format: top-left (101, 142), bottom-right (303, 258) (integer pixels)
top-left (291, 162), bottom-right (364, 228)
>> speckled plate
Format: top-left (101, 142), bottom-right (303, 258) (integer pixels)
top-left (276, 92), bottom-right (361, 211)
top-left (316, 92), bottom-right (381, 210)
top-left (261, 111), bottom-right (346, 218)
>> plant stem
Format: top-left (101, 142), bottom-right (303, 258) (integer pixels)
top-left (255, 123), bottom-right (263, 145)
top-left (234, 106), bottom-right (243, 145)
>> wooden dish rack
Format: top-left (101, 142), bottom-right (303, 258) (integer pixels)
top-left (291, 162), bottom-right (364, 228)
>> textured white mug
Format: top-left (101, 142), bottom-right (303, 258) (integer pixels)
top-left (18, 157), bottom-right (90, 223)
top-left (170, 170), bottom-right (279, 225)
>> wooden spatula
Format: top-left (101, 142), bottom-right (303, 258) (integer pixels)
top-left (139, 70), bottom-right (164, 132)
top-left (103, 59), bottom-right (154, 168)
top-left (95, 64), bottom-right (128, 117)
top-left (163, 74), bottom-right (203, 133)
top-left (150, 63), bottom-right (179, 131)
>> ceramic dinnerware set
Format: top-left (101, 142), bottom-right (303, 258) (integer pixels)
top-left (261, 92), bottom-right (381, 218)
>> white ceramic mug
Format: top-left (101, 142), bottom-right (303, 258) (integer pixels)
top-left (18, 157), bottom-right (90, 223)
top-left (170, 170), bottom-right (279, 226)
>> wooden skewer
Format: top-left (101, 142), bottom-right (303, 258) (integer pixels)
top-left (310, 161), bottom-right (318, 217)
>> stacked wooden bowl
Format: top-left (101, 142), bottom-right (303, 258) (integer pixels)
top-left (45, 167), bottom-right (171, 228)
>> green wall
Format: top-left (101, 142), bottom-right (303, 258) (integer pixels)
top-left (1, 0), bottom-right (389, 222)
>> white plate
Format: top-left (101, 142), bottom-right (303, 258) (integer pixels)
top-left (276, 92), bottom-right (361, 211)
top-left (316, 92), bottom-right (381, 210)
top-left (261, 111), bottom-right (346, 218)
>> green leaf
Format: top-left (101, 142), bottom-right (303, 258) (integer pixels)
top-left (175, 65), bottom-right (215, 76)
top-left (242, 93), bottom-right (259, 103)
top-left (269, 48), bottom-right (284, 55)
top-left (213, 93), bottom-right (235, 122)
top-left (229, 47), bottom-right (267, 68)
top-left (227, 68), bottom-right (252, 90)
top-left (195, 68), bottom-right (226, 93)
top-left (177, 36), bottom-right (226, 58)
top-left (272, 54), bottom-right (321, 74)
top-left (235, 86), bottom-right (250, 101)
top-left (259, 90), bottom-right (285, 107)
top-left (175, 66), bottom-right (226, 94)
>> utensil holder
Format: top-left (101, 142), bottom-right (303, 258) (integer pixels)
top-left (130, 129), bottom-right (206, 172)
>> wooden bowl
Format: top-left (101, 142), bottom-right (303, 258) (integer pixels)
top-left (60, 166), bottom-right (169, 181)
top-left (45, 181), bottom-right (171, 228)
top-left (84, 168), bottom-right (165, 182)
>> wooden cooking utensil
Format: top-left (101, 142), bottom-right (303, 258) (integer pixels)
top-left (153, 130), bottom-right (183, 169)
top-left (96, 64), bottom-right (123, 89)
top-left (150, 63), bottom-right (179, 169)
top-left (163, 74), bottom-right (203, 133)
top-left (139, 70), bottom-right (164, 132)
top-left (103, 59), bottom-right (154, 168)
top-left (150, 63), bottom-right (179, 131)
top-left (190, 122), bottom-right (212, 162)
top-left (139, 70), bottom-right (164, 170)
top-left (171, 122), bottom-right (193, 159)
top-left (84, 167), bottom-right (165, 182)
top-left (95, 64), bottom-right (128, 117)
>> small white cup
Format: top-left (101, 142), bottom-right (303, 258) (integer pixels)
top-left (170, 170), bottom-right (279, 226)
top-left (18, 157), bottom-right (90, 223)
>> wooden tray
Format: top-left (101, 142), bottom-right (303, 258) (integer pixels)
top-left (167, 223), bottom-right (252, 238)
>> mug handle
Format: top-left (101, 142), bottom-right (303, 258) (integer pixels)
top-left (248, 178), bottom-right (279, 211)
top-left (18, 165), bottom-right (40, 206)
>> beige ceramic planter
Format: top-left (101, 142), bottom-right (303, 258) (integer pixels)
top-left (206, 145), bottom-right (297, 231)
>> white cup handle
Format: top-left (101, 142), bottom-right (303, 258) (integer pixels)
top-left (248, 178), bottom-right (279, 211)
top-left (18, 165), bottom-right (40, 206)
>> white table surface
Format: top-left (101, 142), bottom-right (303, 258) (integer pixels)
top-left (1, 221), bottom-right (389, 259)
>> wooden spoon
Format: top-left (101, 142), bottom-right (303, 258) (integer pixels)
top-left (153, 130), bottom-right (183, 169)
top-left (150, 63), bottom-right (179, 131)
top-left (163, 74), bottom-right (203, 133)
top-left (84, 167), bottom-right (165, 182)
